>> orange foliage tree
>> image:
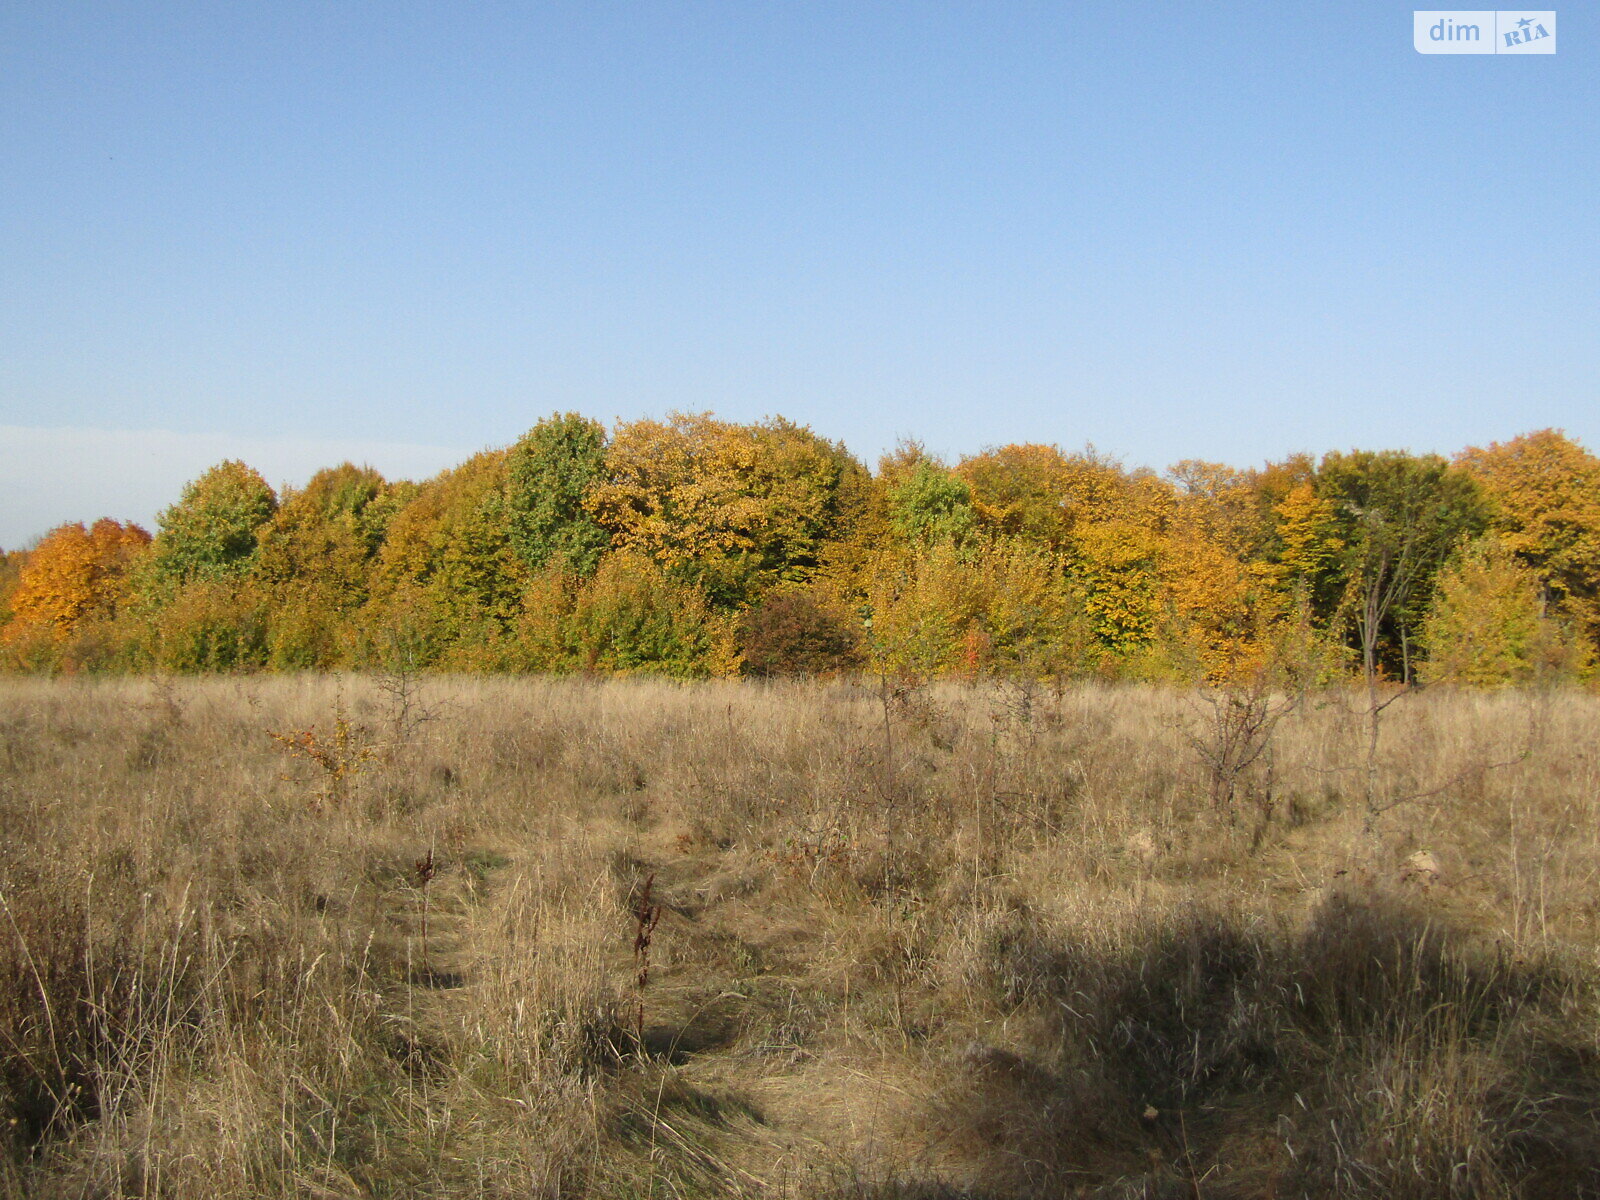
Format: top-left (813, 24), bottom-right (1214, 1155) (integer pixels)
top-left (1, 520), bottom-right (151, 644)
top-left (1159, 462), bottom-right (1281, 678)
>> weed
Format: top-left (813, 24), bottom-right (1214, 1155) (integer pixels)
top-left (268, 696), bottom-right (374, 810)
top-left (631, 872), bottom-right (662, 1051)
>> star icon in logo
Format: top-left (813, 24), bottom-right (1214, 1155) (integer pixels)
top-left (1517, 16), bottom-right (1533, 29)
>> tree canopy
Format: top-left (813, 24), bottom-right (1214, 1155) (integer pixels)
top-left (3, 417), bottom-right (1594, 685)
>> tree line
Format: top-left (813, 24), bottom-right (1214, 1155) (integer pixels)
top-left (2, 415), bottom-right (1596, 685)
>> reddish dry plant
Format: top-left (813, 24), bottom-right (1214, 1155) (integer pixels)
top-left (268, 712), bottom-right (374, 809)
top-left (631, 872), bottom-right (662, 1047)
top-left (415, 848), bottom-right (437, 973)
top-left (767, 824), bottom-right (854, 879)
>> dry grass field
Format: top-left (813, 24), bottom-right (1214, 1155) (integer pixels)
top-left (2, 674), bottom-right (1599, 1198)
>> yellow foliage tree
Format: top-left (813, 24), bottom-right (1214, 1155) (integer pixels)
top-left (958, 443), bottom-right (1075, 545)
top-left (253, 464), bottom-right (403, 668)
top-left (586, 413), bottom-right (862, 605)
top-left (1071, 517), bottom-right (1165, 656)
top-left (1420, 538), bottom-right (1587, 686)
top-left (1457, 429), bottom-right (1600, 647)
top-left (865, 538), bottom-right (1088, 677)
top-left (0, 549), bottom-right (25, 634)
top-left (1272, 481), bottom-right (1344, 595)
top-left (1050, 461), bottom-right (1175, 659)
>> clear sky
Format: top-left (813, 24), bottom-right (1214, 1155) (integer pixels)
top-left (2, 2), bottom-right (1595, 547)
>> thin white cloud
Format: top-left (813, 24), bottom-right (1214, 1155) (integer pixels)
top-left (0, 426), bottom-right (472, 550)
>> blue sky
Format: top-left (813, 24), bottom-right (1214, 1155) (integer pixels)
top-left (2, 2), bottom-right (1595, 546)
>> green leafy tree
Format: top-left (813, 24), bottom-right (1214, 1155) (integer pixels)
top-left (365, 451), bottom-right (526, 661)
top-left (887, 460), bottom-right (977, 547)
top-left (150, 460), bottom-right (277, 584)
top-left (567, 552), bottom-right (725, 677)
top-left (1316, 450), bottom-right (1488, 682)
top-left (144, 579), bottom-right (269, 673)
top-left (1313, 452), bottom-right (1488, 827)
top-left (506, 413), bottom-right (611, 576)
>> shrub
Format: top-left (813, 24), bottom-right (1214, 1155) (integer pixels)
top-left (568, 552), bottom-right (722, 677)
top-left (143, 580), bottom-right (268, 672)
top-left (739, 590), bottom-right (864, 677)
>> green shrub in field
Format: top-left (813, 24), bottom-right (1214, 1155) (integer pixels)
top-left (569, 552), bottom-right (726, 677)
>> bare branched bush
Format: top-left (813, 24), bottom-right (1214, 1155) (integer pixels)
top-left (1182, 672), bottom-right (1301, 847)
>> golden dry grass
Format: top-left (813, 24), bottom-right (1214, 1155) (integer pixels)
top-left (1, 674), bottom-right (1598, 1198)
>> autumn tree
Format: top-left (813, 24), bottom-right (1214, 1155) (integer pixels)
top-left (944, 447), bottom-right (1184, 665)
top-left (739, 590), bottom-right (864, 677)
top-left (8, 413), bottom-right (1597, 684)
top-left (1071, 516), bottom-right (1165, 659)
top-left (1, 520), bottom-right (151, 644)
top-left (807, 457), bottom-right (891, 603)
top-left (149, 460), bottom-right (278, 584)
top-left (565, 551), bottom-right (728, 677)
top-left (1166, 460), bottom-right (1273, 560)
top-left (252, 464), bottom-right (400, 668)
top-left (505, 413), bottom-right (611, 576)
top-left (1269, 479), bottom-right (1346, 618)
top-left (957, 443), bottom-right (1074, 546)
top-left (255, 464), bottom-right (392, 588)
top-left (1056, 459), bottom-right (1174, 661)
top-left (365, 450), bottom-right (525, 661)
top-left (1420, 538), bottom-right (1585, 687)
top-left (1456, 429), bottom-right (1600, 648)
top-left (141, 578), bottom-right (270, 672)
top-left (1159, 462), bottom-right (1281, 678)
top-left (865, 537), bottom-right (1088, 677)
top-left (0, 548), bottom-right (25, 635)
top-left (586, 413), bottom-right (863, 606)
